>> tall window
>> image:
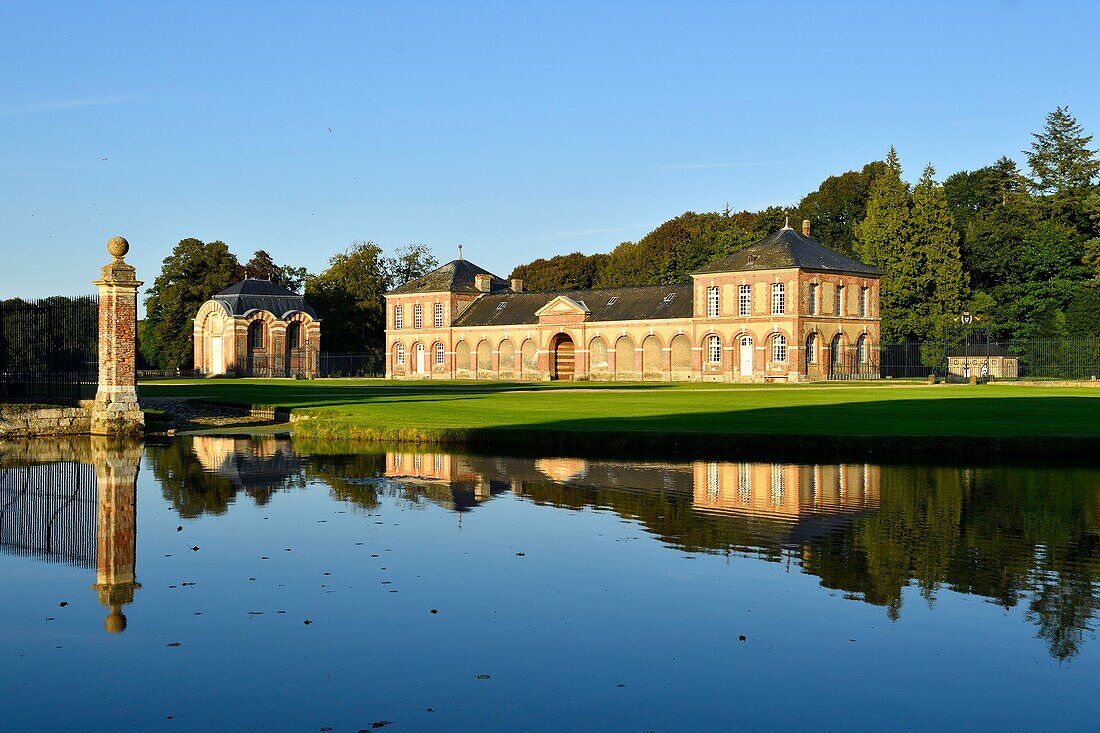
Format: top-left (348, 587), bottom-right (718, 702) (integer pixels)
top-left (706, 462), bottom-right (720, 502)
top-left (287, 322), bottom-right (301, 349)
top-left (857, 334), bottom-right (869, 364)
top-left (739, 284), bottom-right (751, 316)
top-left (394, 305), bottom-right (404, 330)
top-left (835, 285), bottom-right (844, 316)
top-left (434, 302), bottom-right (444, 328)
top-left (396, 343), bottom-right (405, 365)
top-left (248, 321), bottom-right (264, 349)
top-left (707, 334), bottom-right (722, 364)
top-left (772, 333), bottom-right (787, 362)
top-left (771, 283), bottom-right (785, 315)
top-left (707, 286), bottom-right (720, 317)
top-left (737, 463), bottom-right (752, 503)
top-left (435, 342), bottom-right (445, 365)
top-left (806, 332), bottom-right (817, 365)
top-left (860, 286), bottom-right (869, 317)
top-left (413, 303), bottom-right (423, 328)
top-left (808, 283), bottom-right (818, 315)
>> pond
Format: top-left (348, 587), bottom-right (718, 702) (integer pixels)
top-left (1, 435), bottom-right (1098, 731)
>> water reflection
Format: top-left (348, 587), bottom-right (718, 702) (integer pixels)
top-left (0, 437), bottom-right (140, 633)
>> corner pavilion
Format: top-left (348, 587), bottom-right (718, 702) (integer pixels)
top-left (384, 222), bottom-right (881, 382)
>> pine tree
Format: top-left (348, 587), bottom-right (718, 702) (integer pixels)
top-left (911, 164), bottom-right (967, 337)
top-left (1026, 106), bottom-right (1100, 217)
top-left (854, 147), bottom-right (918, 340)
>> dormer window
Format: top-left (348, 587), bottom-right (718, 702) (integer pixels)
top-left (606, 296), bottom-right (619, 306)
top-left (663, 292), bottom-right (676, 303)
top-left (496, 302), bottom-right (507, 310)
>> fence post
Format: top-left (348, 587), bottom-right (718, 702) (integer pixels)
top-left (91, 237), bottom-right (144, 436)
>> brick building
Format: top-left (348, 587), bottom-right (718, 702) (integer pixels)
top-left (384, 221), bottom-right (881, 381)
top-left (194, 279), bottom-right (321, 377)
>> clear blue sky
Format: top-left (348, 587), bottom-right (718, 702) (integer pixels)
top-left (2, 0), bottom-right (1098, 299)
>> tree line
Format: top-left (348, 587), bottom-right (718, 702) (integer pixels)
top-left (510, 107), bottom-right (1100, 342)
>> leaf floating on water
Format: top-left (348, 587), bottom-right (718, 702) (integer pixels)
top-left (166, 642), bottom-right (181, 647)
top-left (738, 635), bottom-right (747, 642)
top-left (617, 684), bottom-right (626, 688)
top-left (191, 546), bottom-right (200, 552)
top-left (58, 601), bottom-right (69, 607)
top-left (176, 526), bottom-right (182, 532)
top-left (303, 619), bottom-right (312, 625)
top-left (248, 611), bottom-right (263, 616)
top-left (515, 552), bottom-right (525, 556)
top-left (430, 609), bottom-right (438, 615)
top-left (475, 674), bottom-right (491, 680)
top-left (369, 722), bottom-right (394, 730)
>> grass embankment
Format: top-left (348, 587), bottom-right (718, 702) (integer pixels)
top-left (138, 379), bottom-right (1100, 461)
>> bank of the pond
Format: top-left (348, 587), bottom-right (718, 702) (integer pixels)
top-left (138, 379), bottom-right (1100, 461)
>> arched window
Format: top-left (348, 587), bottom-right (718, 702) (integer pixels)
top-left (435, 342), bottom-right (445, 365)
top-left (772, 333), bottom-right (787, 362)
top-left (396, 343), bottom-right (406, 365)
top-left (287, 322), bottom-right (301, 349)
top-left (771, 283), bottom-right (785, 315)
top-left (248, 321), bottom-right (264, 350)
top-left (707, 334), bottom-right (722, 364)
top-left (806, 332), bottom-right (817, 365)
top-left (857, 334), bottom-right (869, 364)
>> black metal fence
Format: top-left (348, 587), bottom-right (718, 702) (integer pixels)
top-left (318, 351), bottom-right (385, 378)
top-left (822, 338), bottom-right (1100, 382)
top-left (0, 296), bottom-right (99, 404)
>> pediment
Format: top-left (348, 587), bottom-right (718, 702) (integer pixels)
top-left (535, 295), bottom-right (591, 317)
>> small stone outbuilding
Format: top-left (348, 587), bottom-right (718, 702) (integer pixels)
top-left (947, 344), bottom-right (1019, 381)
top-left (194, 279), bottom-right (321, 377)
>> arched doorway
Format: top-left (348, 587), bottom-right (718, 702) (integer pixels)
top-left (829, 334), bottom-right (843, 378)
top-left (739, 335), bottom-right (754, 377)
top-left (247, 321), bottom-right (265, 375)
top-left (550, 333), bottom-right (575, 381)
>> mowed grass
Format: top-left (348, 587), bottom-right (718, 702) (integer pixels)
top-left (139, 378), bottom-right (1100, 444)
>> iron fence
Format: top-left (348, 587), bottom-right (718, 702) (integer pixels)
top-left (318, 351), bottom-right (385, 378)
top-left (0, 461), bottom-right (98, 568)
top-left (0, 296), bottom-right (99, 404)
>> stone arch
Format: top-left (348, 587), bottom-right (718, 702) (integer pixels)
top-left (642, 334), bottom-right (663, 378)
top-left (614, 334), bottom-right (635, 377)
top-left (520, 338), bottom-right (538, 376)
top-left (701, 331), bottom-right (723, 365)
top-left (498, 338), bottom-right (516, 376)
top-left (392, 341), bottom-right (407, 374)
top-left (550, 332), bottom-right (575, 381)
top-left (476, 339), bottom-right (492, 373)
top-left (737, 333), bottom-right (755, 377)
top-left (828, 332), bottom-right (845, 376)
top-left (805, 330), bottom-right (820, 372)
top-left (589, 336), bottom-right (610, 374)
top-left (670, 334), bottom-right (692, 373)
top-left (455, 340), bottom-right (471, 373)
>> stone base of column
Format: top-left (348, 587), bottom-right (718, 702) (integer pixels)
top-left (90, 386), bottom-right (145, 437)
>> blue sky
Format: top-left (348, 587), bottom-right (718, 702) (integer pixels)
top-left (2, 1), bottom-right (1098, 299)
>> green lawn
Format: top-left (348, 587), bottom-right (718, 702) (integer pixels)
top-left (139, 378), bottom-right (1100, 455)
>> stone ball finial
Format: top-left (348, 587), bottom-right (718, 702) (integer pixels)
top-left (105, 609), bottom-right (127, 634)
top-left (107, 236), bottom-right (129, 260)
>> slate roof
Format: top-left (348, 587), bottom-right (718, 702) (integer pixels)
top-left (693, 227), bottom-right (882, 277)
top-left (450, 283), bottom-right (694, 328)
top-left (213, 278), bottom-right (318, 319)
top-left (388, 259), bottom-right (512, 295)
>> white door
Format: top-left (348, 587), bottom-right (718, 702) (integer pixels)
top-left (740, 336), bottom-right (754, 376)
top-left (210, 336), bottom-right (224, 375)
top-left (416, 343), bottom-right (425, 373)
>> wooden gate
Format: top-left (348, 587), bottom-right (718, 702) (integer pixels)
top-left (551, 334), bottom-right (575, 381)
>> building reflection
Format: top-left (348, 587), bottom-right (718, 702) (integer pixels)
top-left (0, 437), bottom-right (141, 634)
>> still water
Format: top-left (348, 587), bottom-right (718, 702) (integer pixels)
top-left (1, 436), bottom-right (1098, 731)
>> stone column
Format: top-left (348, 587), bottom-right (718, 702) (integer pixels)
top-left (89, 436), bottom-right (142, 634)
top-left (91, 236), bottom-right (145, 436)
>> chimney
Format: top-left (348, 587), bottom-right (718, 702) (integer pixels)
top-left (802, 219), bottom-right (811, 237)
top-left (474, 274), bottom-right (492, 293)
top-left (511, 278), bottom-right (524, 293)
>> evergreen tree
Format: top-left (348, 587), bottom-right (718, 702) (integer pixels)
top-left (911, 164), bottom-right (968, 337)
top-left (854, 148), bottom-right (919, 340)
top-left (1026, 106), bottom-right (1100, 218)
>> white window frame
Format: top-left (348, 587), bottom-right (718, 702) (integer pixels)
top-left (707, 334), bottom-right (722, 364)
top-left (737, 463), bottom-right (752, 503)
top-left (706, 462), bottom-right (720, 502)
top-left (770, 464), bottom-right (785, 506)
top-left (771, 283), bottom-right (785, 315)
top-left (707, 286), bottom-right (720, 318)
top-left (396, 343), bottom-right (405, 365)
top-left (806, 333), bottom-right (817, 364)
top-left (739, 284), bottom-right (751, 316)
top-left (434, 302), bottom-right (444, 328)
top-left (394, 305), bottom-right (403, 330)
top-left (435, 342), bottom-right (445, 365)
top-left (857, 334), bottom-right (869, 364)
top-left (413, 303), bottom-right (423, 329)
top-left (809, 283), bottom-right (818, 315)
top-left (772, 334), bottom-right (787, 362)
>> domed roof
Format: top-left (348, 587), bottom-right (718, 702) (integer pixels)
top-left (212, 278), bottom-right (317, 319)
top-left (693, 227), bottom-right (882, 277)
